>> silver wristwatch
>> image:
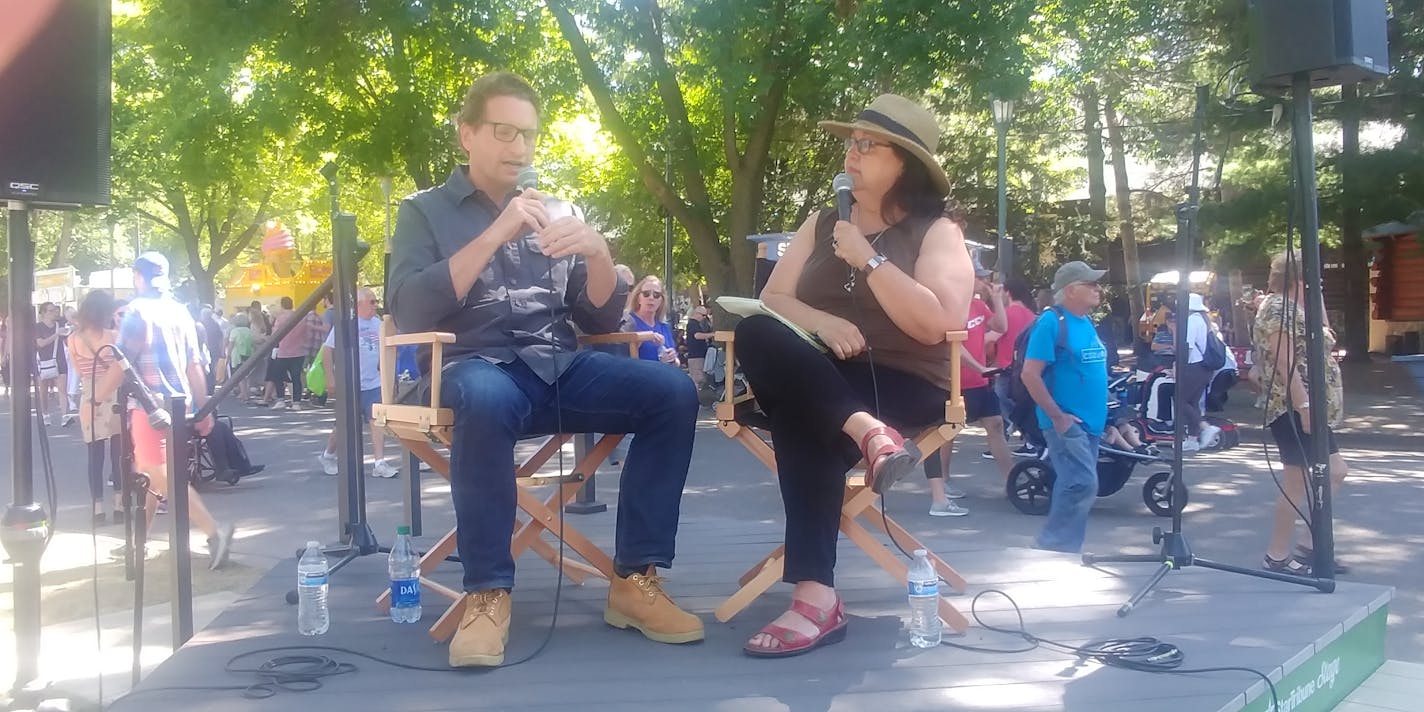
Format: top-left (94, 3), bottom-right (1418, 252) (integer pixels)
top-left (863, 254), bottom-right (889, 273)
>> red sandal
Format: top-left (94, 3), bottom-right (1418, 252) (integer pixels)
top-left (860, 425), bottom-right (921, 495)
top-left (743, 597), bottom-right (848, 658)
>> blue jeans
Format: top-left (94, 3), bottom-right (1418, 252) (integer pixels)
top-left (441, 350), bottom-right (699, 592)
top-left (1036, 423), bottom-right (1100, 553)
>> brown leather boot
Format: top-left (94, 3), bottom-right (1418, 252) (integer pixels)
top-left (604, 566), bottom-right (704, 644)
top-left (448, 589), bottom-right (511, 667)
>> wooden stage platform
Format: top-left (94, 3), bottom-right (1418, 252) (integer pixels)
top-left (109, 515), bottom-right (1392, 712)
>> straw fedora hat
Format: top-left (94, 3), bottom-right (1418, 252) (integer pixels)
top-left (818, 94), bottom-right (951, 195)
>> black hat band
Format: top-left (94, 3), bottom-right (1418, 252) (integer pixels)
top-left (856, 109), bottom-right (929, 152)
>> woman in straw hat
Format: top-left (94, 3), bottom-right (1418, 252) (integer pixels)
top-left (734, 94), bottom-right (975, 657)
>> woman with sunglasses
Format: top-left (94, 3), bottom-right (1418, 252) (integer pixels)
top-left (625, 276), bottom-right (680, 365)
top-left (735, 94), bottom-right (975, 658)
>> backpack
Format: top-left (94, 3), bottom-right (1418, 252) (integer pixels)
top-left (1197, 314), bottom-right (1227, 371)
top-left (1005, 306), bottom-right (1069, 426)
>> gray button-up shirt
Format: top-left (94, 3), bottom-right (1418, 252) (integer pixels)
top-left (388, 166), bottom-right (628, 383)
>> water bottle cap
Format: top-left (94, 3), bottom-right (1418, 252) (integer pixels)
top-left (396, 525), bottom-right (411, 535)
top-left (913, 548), bottom-right (928, 558)
top-left (306, 541), bottom-right (321, 549)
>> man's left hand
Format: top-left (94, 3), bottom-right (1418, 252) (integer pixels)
top-left (193, 414), bottom-right (215, 437)
top-left (536, 217), bottom-right (610, 260)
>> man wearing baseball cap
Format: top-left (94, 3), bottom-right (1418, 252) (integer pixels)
top-left (121, 251), bottom-right (234, 568)
top-left (1019, 261), bottom-right (1110, 552)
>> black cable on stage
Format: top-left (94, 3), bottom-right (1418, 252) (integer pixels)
top-left (940, 589), bottom-right (1280, 712)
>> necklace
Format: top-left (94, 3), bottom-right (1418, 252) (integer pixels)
top-left (843, 228), bottom-right (889, 293)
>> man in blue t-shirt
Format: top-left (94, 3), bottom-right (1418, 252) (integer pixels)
top-left (1021, 261), bottom-right (1110, 553)
top-left (316, 287), bottom-right (395, 478)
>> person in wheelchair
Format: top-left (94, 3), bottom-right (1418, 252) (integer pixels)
top-left (387, 72), bottom-right (702, 667)
top-left (734, 94), bottom-right (975, 657)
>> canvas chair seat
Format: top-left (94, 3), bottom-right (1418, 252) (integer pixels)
top-left (370, 317), bottom-right (655, 641)
top-left (711, 327), bottom-right (973, 632)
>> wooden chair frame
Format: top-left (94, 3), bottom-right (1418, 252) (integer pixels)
top-left (370, 317), bottom-right (653, 641)
top-left (711, 328), bottom-right (972, 632)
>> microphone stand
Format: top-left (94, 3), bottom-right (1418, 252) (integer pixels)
top-left (284, 212), bottom-right (381, 603)
top-left (1082, 85), bottom-right (1332, 614)
top-left (115, 382), bottom-right (152, 688)
top-left (1, 201), bottom-right (49, 700)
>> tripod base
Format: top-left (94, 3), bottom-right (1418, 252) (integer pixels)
top-left (1084, 528), bottom-right (1334, 619)
top-left (564, 501), bottom-right (607, 514)
top-left (282, 522), bottom-right (383, 605)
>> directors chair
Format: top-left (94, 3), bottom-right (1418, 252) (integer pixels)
top-left (712, 328), bottom-right (972, 632)
top-left (371, 316), bottom-right (654, 641)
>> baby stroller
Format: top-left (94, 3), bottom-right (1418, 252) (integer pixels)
top-left (1004, 404), bottom-right (1183, 518)
top-left (1119, 363), bottom-right (1240, 451)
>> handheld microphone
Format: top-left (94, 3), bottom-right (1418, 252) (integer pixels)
top-left (111, 349), bottom-right (172, 428)
top-left (516, 165), bottom-right (579, 221)
top-left (832, 172), bottom-right (855, 221)
top-left (517, 166), bottom-right (539, 192)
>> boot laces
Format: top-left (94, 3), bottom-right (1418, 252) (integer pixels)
top-left (461, 590), bottom-right (503, 629)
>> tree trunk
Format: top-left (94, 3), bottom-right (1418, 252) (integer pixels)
top-left (1083, 84), bottom-right (1108, 241)
top-left (1104, 98), bottom-right (1144, 327)
top-left (1339, 83), bottom-right (1369, 361)
top-left (48, 213), bottom-right (76, 269)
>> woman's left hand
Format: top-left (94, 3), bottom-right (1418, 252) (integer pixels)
top-left (831, 221), bottom-right (876, 270)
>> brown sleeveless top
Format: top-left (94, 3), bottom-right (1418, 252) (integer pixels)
top-left (795, 208), bottom-right (952, 391)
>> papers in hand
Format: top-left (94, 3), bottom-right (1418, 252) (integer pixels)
top-left (715, 297), bottom-right (828, 353)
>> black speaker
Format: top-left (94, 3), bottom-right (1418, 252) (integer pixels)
top-left (1249, 0), bottom-right (1389, 92)
top-left (0, 0), bottom-right (111, 207)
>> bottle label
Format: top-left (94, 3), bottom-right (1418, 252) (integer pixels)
top-left (391, 577), bottom-right (420, 607)
top-left (299, 573), bottom-right (327, 587)
top-left (908, 580), bottom-right (938, 597)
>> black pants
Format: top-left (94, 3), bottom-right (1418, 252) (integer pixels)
top-left (87, 436), bottom-right (121, 502)
top-left (735, 316), bottom-right (947, 587)
top-left (270, 356), bottom-right (305, 401)
top-left (1177, 362), bottom-right (1213, 437)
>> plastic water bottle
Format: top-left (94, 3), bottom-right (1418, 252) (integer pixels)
top-left (388, 525), bottom-right (422, 624)
top-left (907, 549), bottom-right (942, 648)
top-left (297, 541), bottom-right (330, 635)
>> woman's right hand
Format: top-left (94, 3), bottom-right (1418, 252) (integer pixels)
top-left (814, 314), bottom-right (866, 360)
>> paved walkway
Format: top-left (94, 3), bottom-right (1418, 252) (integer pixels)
top-left (0, 355), bottom-right (1420, 702)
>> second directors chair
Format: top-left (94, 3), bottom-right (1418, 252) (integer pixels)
top-left (712, 327), bottom-right (972, 632)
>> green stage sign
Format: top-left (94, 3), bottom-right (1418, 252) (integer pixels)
top-left (1240, 605), bottom-right (1387, 712)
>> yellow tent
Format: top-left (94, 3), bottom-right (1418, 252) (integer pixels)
top-left (223, 259), bottom-right (332, 315)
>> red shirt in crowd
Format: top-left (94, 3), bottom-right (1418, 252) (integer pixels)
top-left (993, 301), bottom-right (1037, 369)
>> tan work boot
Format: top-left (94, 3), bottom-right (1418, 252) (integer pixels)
top-left (604, 566), bottom-right (704, 644)
top-left (448, 589), bottom-right (511, 667)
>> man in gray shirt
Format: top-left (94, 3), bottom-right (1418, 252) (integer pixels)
top-left (388, 72), bottom-right (702, 668)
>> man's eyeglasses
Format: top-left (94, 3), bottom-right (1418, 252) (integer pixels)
top-left (484, 122), bottom-right (539, 145)
top-left (640, 290), bottom-right (664, 299)
top-left (844, 136), bottom-right (892, 154)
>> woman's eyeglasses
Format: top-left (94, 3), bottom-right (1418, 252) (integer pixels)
top-left (844, 136), bottom-right (891, 154)
top-left (483, 121), bottom-right (539, 145)
top-left (640, 290), bottom-right (664, 299)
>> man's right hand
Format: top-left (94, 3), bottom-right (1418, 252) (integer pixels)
top-left (490, 189), bottom-right (551, 243)
top-left (1051, 411), bottom-right (1083, 435)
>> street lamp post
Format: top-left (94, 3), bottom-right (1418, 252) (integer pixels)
top-left (380, 176), bottom-right (394, 286)
top-left (991, 98), bottom-right (1016, 280)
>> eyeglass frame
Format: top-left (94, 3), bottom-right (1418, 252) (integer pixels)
top-left (843, 136), bottom-right (893, 154)
top-left (482, 121), bottom-right (540, 145)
